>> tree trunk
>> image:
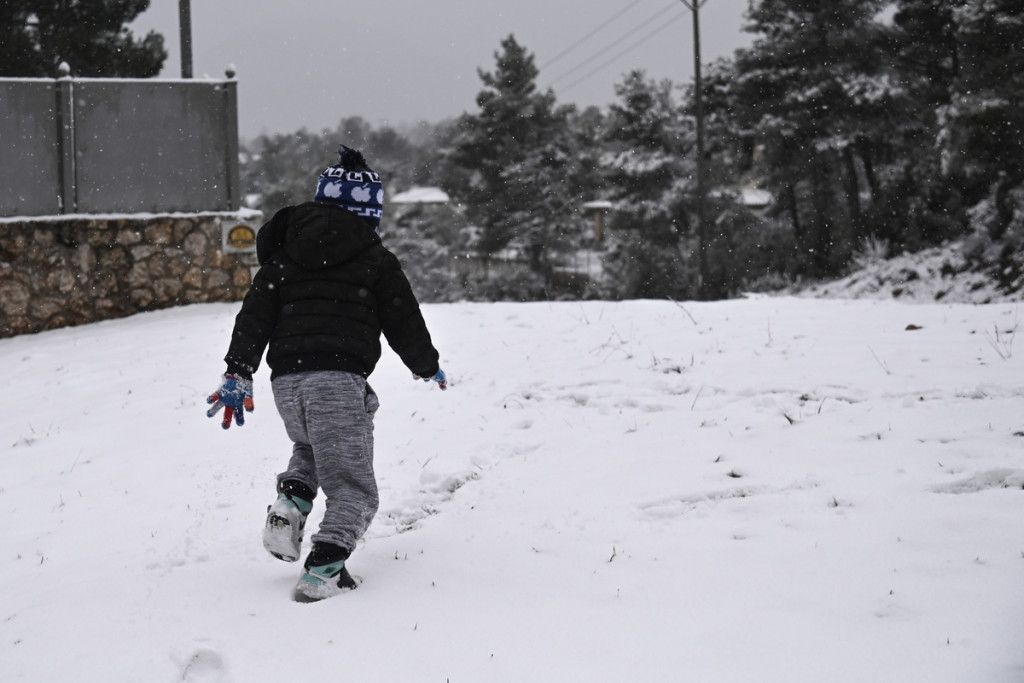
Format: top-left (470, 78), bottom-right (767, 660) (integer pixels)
top-left (856, 138), bottom-right (880, 204)
top-left (841, 145), bottom-right (864, 242)
top-left (991, 174), bottom-right (1014, 241)
top-left (810, 159), bottom-right (834, 275)
top-left (786, 182), bottom-right (803, 247)
top-left (948, 19), bottom-right (959, 80)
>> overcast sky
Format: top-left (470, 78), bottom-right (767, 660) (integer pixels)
top-left (132, 0), bottom-right (751, 139)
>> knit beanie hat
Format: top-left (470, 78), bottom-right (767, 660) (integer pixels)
top-left (313, 145), bottom-right (384, 232)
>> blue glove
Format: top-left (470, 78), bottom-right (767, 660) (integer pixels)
top-left (419, 368), bottom-right (447, 391)
top-left (206, 373), bottom-right (254, 429)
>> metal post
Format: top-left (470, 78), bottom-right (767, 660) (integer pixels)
top-left (681, 0), bottom-right (709, 298)
top-left (223, 66), bottom-right (240, 211)
top-left (179, 0), bottom-right (193, 78)
top-left (55, 61), bottom-right (76, 214)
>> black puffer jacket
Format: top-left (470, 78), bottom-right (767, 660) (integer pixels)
top-left (224, 202), bottom-right (440, 381)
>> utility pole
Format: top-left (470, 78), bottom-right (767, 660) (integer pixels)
top-left (680, 0), bottom-right (709, 299)
top-left (179, 0), bottom-right (193, 78)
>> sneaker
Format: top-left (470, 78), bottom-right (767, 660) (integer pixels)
top-left (293, 542), bottom-right (358, 602)
top-left (262, 480), bottom-right (314, 563)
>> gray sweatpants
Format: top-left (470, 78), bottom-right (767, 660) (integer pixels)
top-left (271, 371), bottom-right (380, 552)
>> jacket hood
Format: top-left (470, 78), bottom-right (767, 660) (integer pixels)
top-left (257, 202), bottom-right (380, 269)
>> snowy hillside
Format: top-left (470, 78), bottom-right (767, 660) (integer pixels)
top-left (1, 299), bottom-right (1022, 682)
top-left (797, 241), bottom-right (1024, 304)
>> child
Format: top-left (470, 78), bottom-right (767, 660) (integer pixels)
top-left (205, 146), bottom-right (446, 602)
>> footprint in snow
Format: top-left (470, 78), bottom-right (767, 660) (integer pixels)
top-left (557, 393), bottom-right (590, 407)
top-left (640, 486), bottom-right (769, 518)
top-left (640, 479), bottom-right (821, 518)
top-left (931, 469), bottom-right (1024, 494)
top-left (374, 468), bottom-right (483, 536)
top-left (177, 648), bottom-right (229, 683)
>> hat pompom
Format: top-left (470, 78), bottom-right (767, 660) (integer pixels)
top-left (337, 145), bottom-right (369, 170)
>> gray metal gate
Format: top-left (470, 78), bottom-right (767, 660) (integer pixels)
top-left (0, 69), bottom-right (239, 216)
top-left (0, 79), bottom-right (62, 216)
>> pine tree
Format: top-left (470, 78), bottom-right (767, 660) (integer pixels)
top-left (600, 71), bottom-right (696, 298)
top-left (564, 106), bottom-right (607, 212)
top-left (892, 0), bottom-right (962, 108)
top-left (731, 0), bottom-right (898, 274)
top-left (0, 1), bottom-right (166, 77)
top-left (886, 1), bottom-right (968, 246)
top-left (446, 35), bottom-right (574, 270)
top-left (952, 0), bottom-right (1024, 234)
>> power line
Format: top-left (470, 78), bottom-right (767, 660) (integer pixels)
top-left (557, 12), bottom-right (687, 93)
top-left (544, 2), bottom-right (680, 88)
top-left (539, 0), bottom-right (648, 70)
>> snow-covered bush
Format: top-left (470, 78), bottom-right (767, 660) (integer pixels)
top-left (962, 181), bottom-right (1024, 294)
top-left (851, 236), bottom-right (891, 271)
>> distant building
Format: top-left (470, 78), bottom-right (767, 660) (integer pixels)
top-left (711, 186), bottom-right (774, 213)
top-left (737, 187), bottom-right (773, 210)
top-left (582, 199), bottom-right (613, 242)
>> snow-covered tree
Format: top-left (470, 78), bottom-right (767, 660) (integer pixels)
top-left (600, 71), bottom-right (696, 298)
top-left (445, 35), bottom-right (575, 269)
top-left (241, 119), bottom-right (440, 218)
top-left (892, 0), bottom-right (962, 108)
top-left (887, 0), bottom-right (970, 246)
top-left (0, 0), bottom-right (166, 77)
top-left (385, 202), bottom-right (467, 303)
top-left (241, 129), bottom-right (326, 215)
top-left (951, 0), bottom-right (1024, 239)
top-left (730, 0), bottom-right (901, 273)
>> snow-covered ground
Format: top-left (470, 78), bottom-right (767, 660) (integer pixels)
top-left (1, 299), bottom-right (1022, 682)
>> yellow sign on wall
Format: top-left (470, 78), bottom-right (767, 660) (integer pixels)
top-left (222, 220), bottom-right (258, 254)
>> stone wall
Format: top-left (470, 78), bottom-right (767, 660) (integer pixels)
top-left (0, 212), bottom-right (261, 338)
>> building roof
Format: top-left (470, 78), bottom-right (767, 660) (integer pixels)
top-left (710, 186), bottom-right (775, 209)
top-left (739, 187), bottom-right (773, 208)
top-left (390, 186), bottom-right (450, 205)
